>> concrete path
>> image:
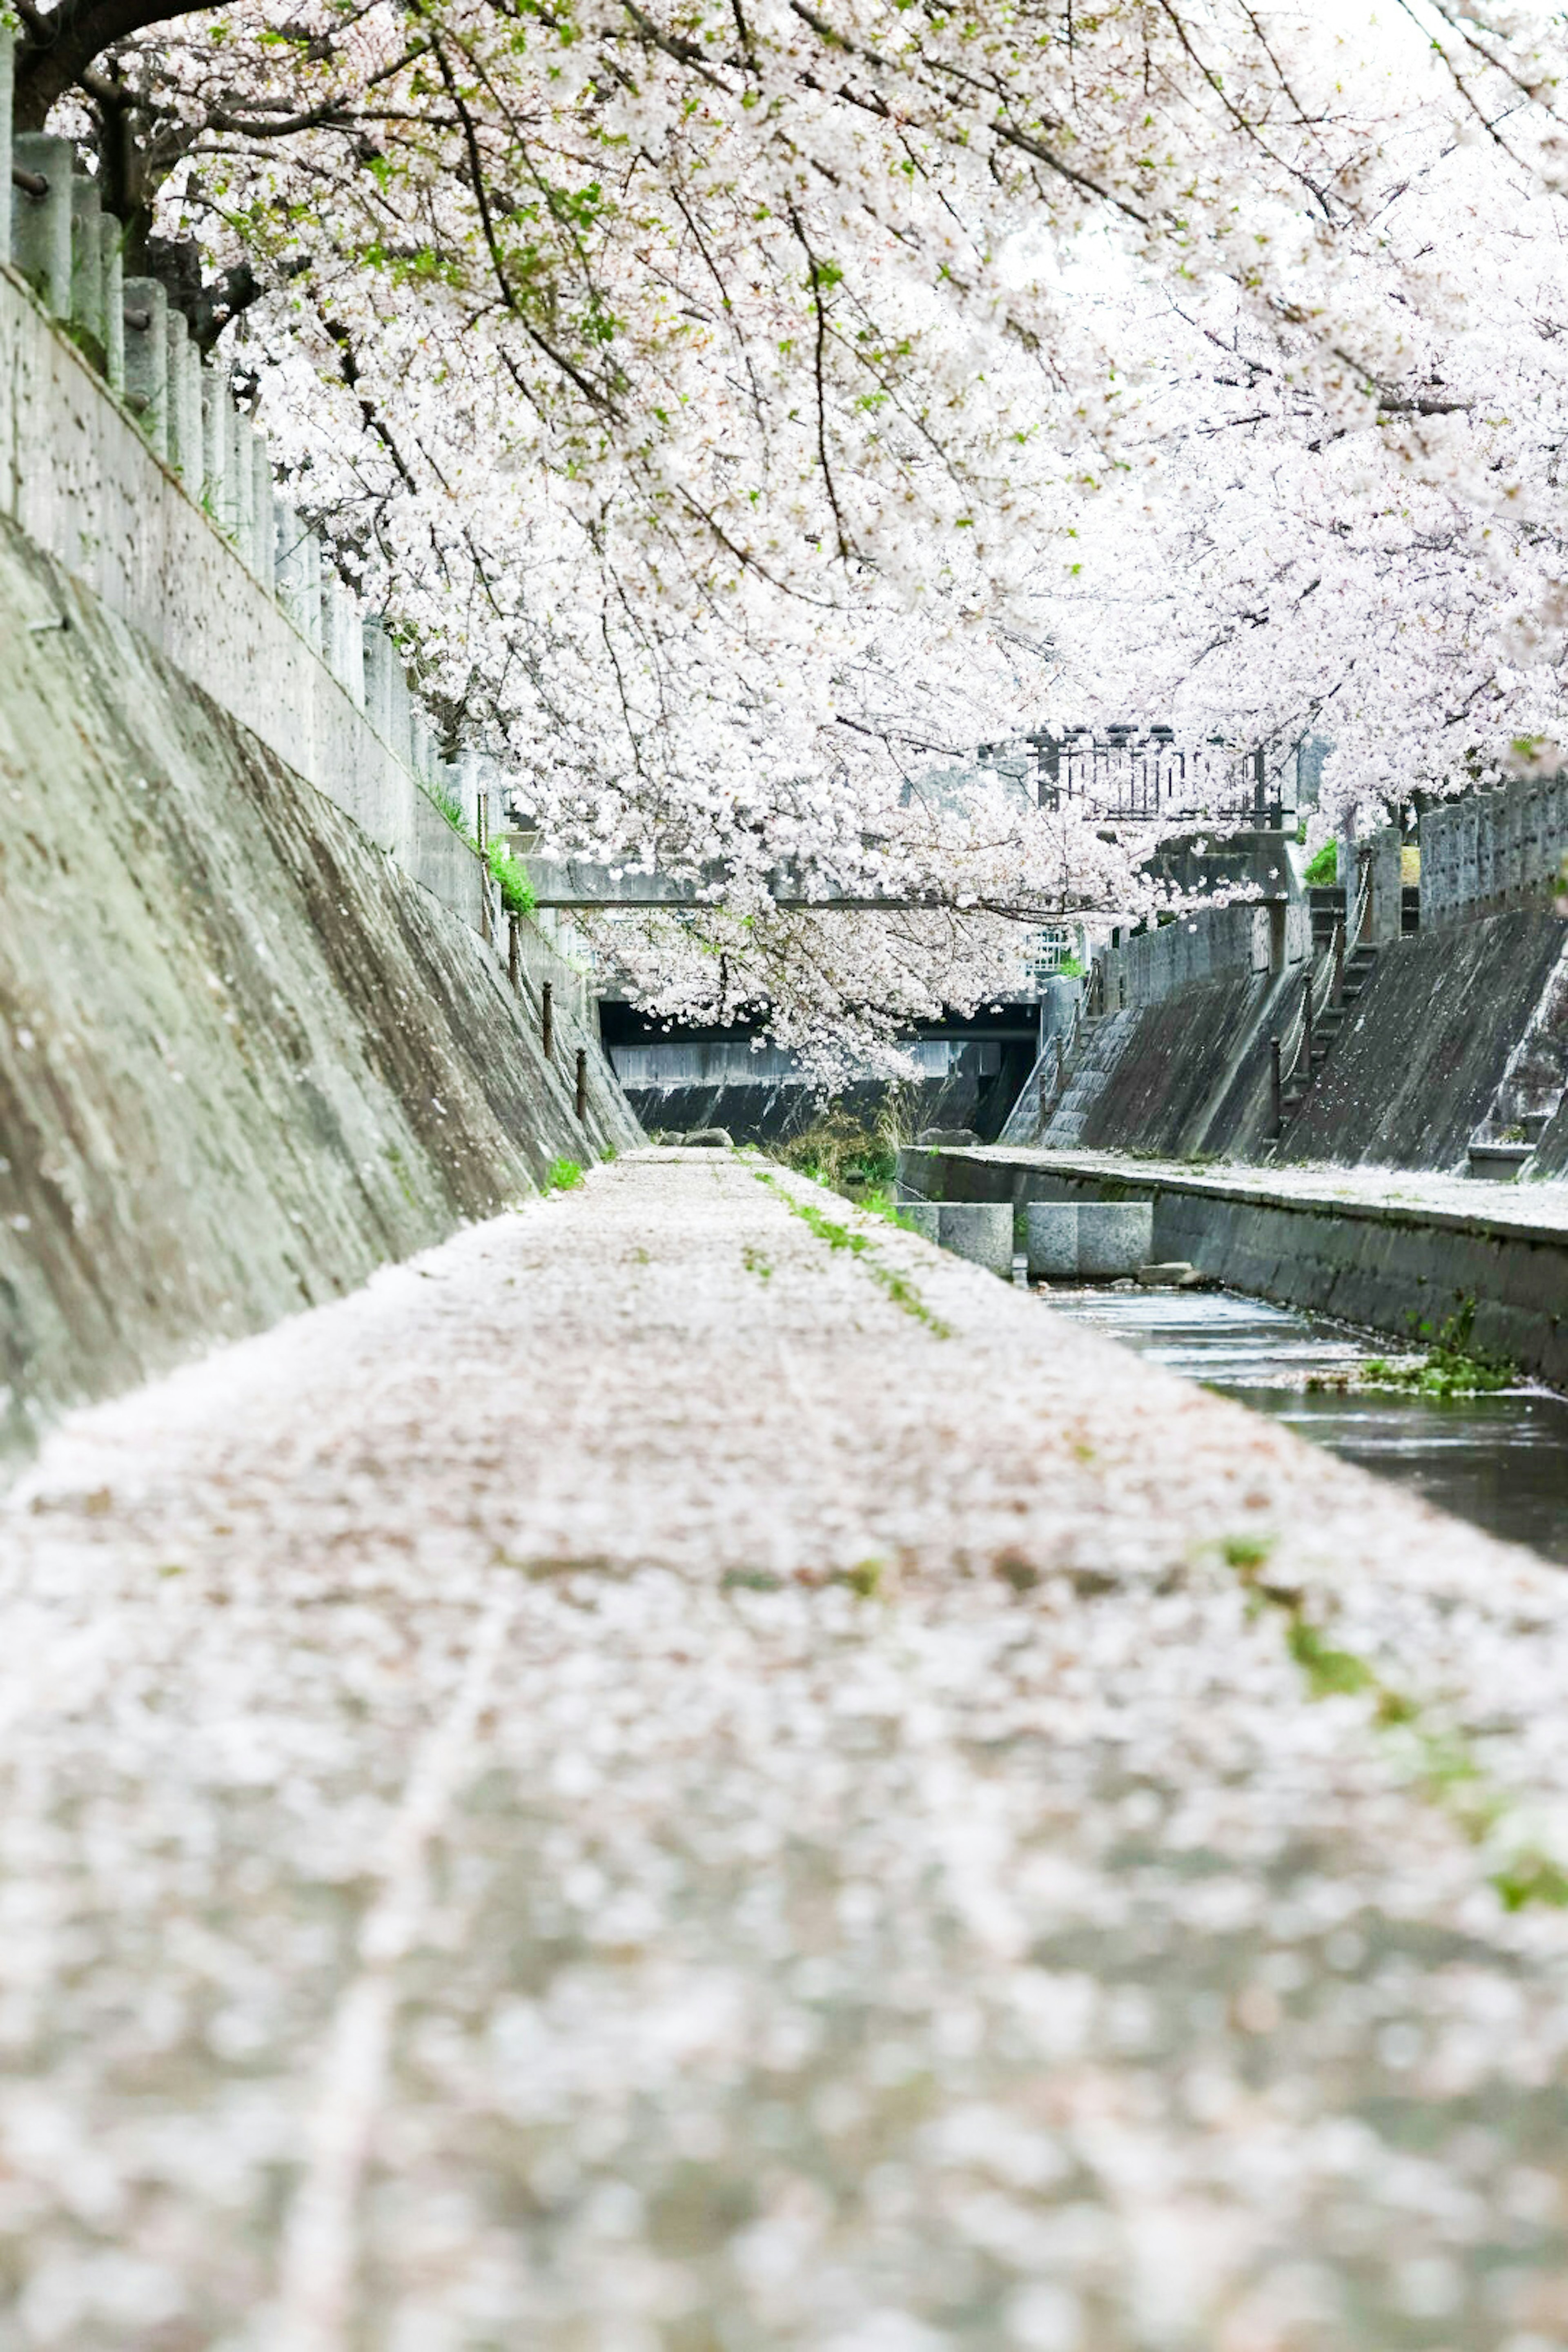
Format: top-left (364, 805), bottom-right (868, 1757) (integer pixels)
top-left (4, 1149), bottom-right (1568, 2350)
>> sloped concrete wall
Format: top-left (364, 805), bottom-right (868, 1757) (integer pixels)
top-left (0, 517), bottom-right (640, 1468)
top-left (1276, 912), bottom-right (1564, 1171)
top-left (1036, 967), bottom-right (1296, 1161)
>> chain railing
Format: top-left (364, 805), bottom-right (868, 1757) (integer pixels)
top-left (1271, 850), bottom-right (1375, 1132)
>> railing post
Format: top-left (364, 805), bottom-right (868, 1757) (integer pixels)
top-left (575, 1047), bottom-right (588, 1122)
top-left (1332, 917), bottom-right (1345, 1008)
top-left (541, 980), bottom-right (554, 1060)
top-left (508, 912), bottom-right (520, 993)
top-left (1271, 1037), bottom-right (1283, 1136)
top-left (1302, 970), bottom-right (1313, 1084)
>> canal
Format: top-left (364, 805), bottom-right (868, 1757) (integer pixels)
top-left (1043, 1285), bottom-right (1568, 1566)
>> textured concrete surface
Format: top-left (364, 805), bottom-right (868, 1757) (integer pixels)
top-left (0, 515), bottom-right (638, 1468)
top-left (1278, 912), bottom-right (1566, 1172)
top-left (4, 1150), bottom-right (1568, 2349)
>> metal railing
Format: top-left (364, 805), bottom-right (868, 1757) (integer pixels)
top-left (1017, 731), bottom-right (1290, 829)
top-left (1271, 852), bottom-right (1374, 1131)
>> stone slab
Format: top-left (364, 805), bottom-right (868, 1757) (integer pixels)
top-left (937, 1199), bottom-right (1012, 1276)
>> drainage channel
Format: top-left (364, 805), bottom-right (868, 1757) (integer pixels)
top-left (1041, 1285), bottom-right (1568, 1566)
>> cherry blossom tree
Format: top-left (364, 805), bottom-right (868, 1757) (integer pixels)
top-left (16, 0), bottom-right (1568, 1042)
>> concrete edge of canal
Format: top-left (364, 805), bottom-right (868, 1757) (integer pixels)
top-left (897, 1145), bottom-right (1568, 1388)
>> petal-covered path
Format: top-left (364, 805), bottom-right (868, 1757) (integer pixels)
top-left (3, 1149), bottom-right (1568, 2350)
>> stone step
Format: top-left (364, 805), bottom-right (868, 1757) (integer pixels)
top-left (1467, 1140), bottom-right (1535, 1182)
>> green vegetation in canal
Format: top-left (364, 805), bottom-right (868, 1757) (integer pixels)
top-left (1360, 1301), bottom-right (1515, 1397)
top-left (1221, 1531), bottom-right (1568, 1913)
top-left (546, 1157), bottom-right (584, 1193)
top-left (775, 1102), bottom-right (909, 1200)
top-left (752, 1168), bottom-right (950, 1336)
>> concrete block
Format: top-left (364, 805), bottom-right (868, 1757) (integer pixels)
top-left (898, 1202), bottom-right (940, 1244)
top-left (121, 276), bottom-right (168, 458)
top-left (937, 1202), bottom-right (1012, 1278)
top-left (69, 175), bottom-right (105, 362)
top-left (0, 29), bottom-right (13, 266)
top-left (97, 212), bottom-right (124, 391)
top-left (1025, 1201), bottom-right (1078, 1277)
top-left (11, 134), bottom-right (73, 317)
top-left (1025, 1198), bottom-right (1154, 1278)
top-left (1078, 1201), bottom-right (1154, 1277)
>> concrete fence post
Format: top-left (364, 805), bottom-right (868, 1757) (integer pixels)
top-left (97, 213), bottom-right (124, 392)
top-left (362, 622), bottom-right (395, 742)
top-left (250, 437), bottom-right (275, 592)
top-left (69, 175), bottom-right (106, 366)
top-left (0, 28), bottom-right (13, 265)
top-left (388, 654), bottom-right (412, 768)
top-left (274, 499), bottom-right (307, 628)
top-left (229, 408), bottom-right (256, 564)
top-left (165, 310), bottom-right (201, 488)
top-left (121, 277), bottom-right (169, 458)
top-left (11, 134), bottom-right (74, 317)
top-left (327, 578), bottom-right (364, 704)
top-left (202, 372), bottom-right (233, 535)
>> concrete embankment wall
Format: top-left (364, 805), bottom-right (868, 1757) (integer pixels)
top-left (1025, 780), bottom-right (1567, 1172)
top-left (1277, 911), bottom-right (1566, 1169)
top-left (0, 517), bottom-right (641, 1469)
top-left (899, 1148), bottom-right (1568, 1386)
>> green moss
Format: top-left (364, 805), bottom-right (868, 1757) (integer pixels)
top-left (1304, 841), bottom-right (1338, 886)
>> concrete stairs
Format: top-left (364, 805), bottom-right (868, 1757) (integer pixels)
top-left (1280, 945), bottom-right (1378, 1119)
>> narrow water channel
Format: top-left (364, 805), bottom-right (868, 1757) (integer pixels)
top-left (1042, 1285), bottom-right (1568, 1566)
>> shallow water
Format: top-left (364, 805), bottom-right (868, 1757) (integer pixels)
top-left (1043, 1285), bottom-right (1568, 1566)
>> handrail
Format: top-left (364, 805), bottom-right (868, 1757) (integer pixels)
top-left (1274, 847), bottom-right (1377, 1128)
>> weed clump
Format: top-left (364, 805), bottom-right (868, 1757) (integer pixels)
top-left (547, 1157), bottom-right (584, 1193)
top-left (1361, 1302), bottom-right (1515, 1398)
top-left (488, 840), bottom-right (537, 917)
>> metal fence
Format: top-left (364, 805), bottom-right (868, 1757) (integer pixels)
top-left (983, 730), bottom-right (1291, 828)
